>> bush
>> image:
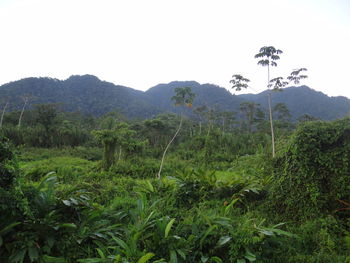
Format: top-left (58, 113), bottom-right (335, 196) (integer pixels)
top-left (0, 136), bottom-right (19, 189)
top-left (269, 117), bottom-right (350, 220)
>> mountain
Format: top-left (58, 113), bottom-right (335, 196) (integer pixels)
top-left (145, 81), bottom-right (245, 114)
top-left (239, 86), bottom-right (350, 120)
top-left (0, 75), bottom-right (161, 119)
top-left (0, 75), bottom-right (350, 121)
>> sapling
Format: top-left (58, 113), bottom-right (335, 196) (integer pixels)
top-left (157, 87), bottom-right (195, 179)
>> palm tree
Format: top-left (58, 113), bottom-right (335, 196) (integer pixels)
top-left (157, 87), bottom-right (195, 179)
top-left (92, 122), bottom-right (135, 171)
top-left (255, 46), bottom-right (283, 157)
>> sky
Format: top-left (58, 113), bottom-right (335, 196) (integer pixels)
top-left (0, 0), bottom-right (350, 98)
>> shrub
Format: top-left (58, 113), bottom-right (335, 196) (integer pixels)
top-left (0, 136), bottom-right (19, 189)
top-left (269, 117), bottom-right (350, 220)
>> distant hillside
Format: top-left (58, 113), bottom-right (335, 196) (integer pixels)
top-left (0, 75), bottom-right (161, 118)
top-left (0, 75), bottom-right (349, 120)
top-left (145, 81), bottom-right (245, 114)
top-left (239, 86), bottom-right (350, 120)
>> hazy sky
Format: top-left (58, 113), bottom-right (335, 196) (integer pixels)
top-left (1, 0), bottom-right (350, 98)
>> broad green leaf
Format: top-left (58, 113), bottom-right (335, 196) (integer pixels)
top-left (137, 252), bottom-right (155, 263)
top-left (217, 236), bottom-right (231, 247)
top-left (57, 223), bottom-right (77, 229)
top-left (46, 236), bottom-right (55, 248)
top-left (237, 259), bottom-right (246, 263)
top-left (165, 218), bottom-right (175, 238)
top-left (62, 200), bottom-right (71, 206)
top-left (112, 236), bottom-right (128, 250)
top-left (258, 229), bottom-right (274, 236)
top-left (96, 248), bottom-right (105, 259)
top-left (176, 249), bottom-right (186, 260)
top-left (77, 258), bottom-right (103, 263)
top-left (210, 256), bottom-right (223, 263)
top-left (145, 180), bottom-right (154, 192)
top-left (272, 222), bottom-right (286, 228)
top-left (28, 246), bottom-right (39, 262)
top-left (143, 211), bottom-right (155, 226)
top-left (200, 225), bottom-right (217, 248)
top-left (244, 251), bottom-right (256, 262)
top-left (201, 256), bottom-right (209, 262)
top-left (113, 254), bottom-right (122, 263)
top-left (268, 227), bottom-right (298, 237)
top-left (42, 255), bottom-right (66, 263)
top-left (169, 250), bottom-right (177, 263)
top-left (9, 248), bottom-right (26, 263)
top-left (0, 222), bottom-right (21, 235)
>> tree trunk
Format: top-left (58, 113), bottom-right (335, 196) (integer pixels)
top-left (206, 122), bottom-right (211, 138)
top-left (0, 102), bottom-right (8, 128)
top-left (103, 142), bottom-right (117, 171)
top-left (222, 117), bottom-right (225, 134)
top-left (118, 147), bottom-right (122, 162)
top-left (267, 64), bottom-right (276, 157)
top-left (268, 92), bottom-right (275, 157)
top-left (157, 115), bottom-right (183, 179)
top-left (18, 98), bottom-right (28, 128)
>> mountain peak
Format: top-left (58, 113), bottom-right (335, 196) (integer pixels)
top-left (66, 74), bottom-right (101, 82)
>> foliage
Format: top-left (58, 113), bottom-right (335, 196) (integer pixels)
top-left (93, 122), bottom-right (144, 171)
top-left (287, 68), bottom-right (308, 85)
top-left (1, 84), bottom-right (350, 262)
top-left (269, 117), bottom-right (350, 220)
top-left (230, 74), bottom-right (250, 92)
top-left (0, 136), bottom-right (19, 188)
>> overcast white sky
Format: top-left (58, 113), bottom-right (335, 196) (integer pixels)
top-left (0, 0), bottom-right (349, 98)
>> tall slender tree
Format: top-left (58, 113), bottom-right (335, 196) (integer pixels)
top-left (255, 46), bottom-right (283, 157)
top-left (18, 94), bottom-right (33, 128)
top-left (157, 87), bottom-right (195, 179)
top-left (0, 101), bottom-right (9, 128)
top-left (194, 105), bottom-right (207, 135)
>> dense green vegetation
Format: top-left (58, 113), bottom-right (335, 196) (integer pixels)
top-left (1, 92), bottom-right (350, 262)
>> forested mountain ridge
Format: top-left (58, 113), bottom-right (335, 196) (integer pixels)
top-left (0, 75), bottom-right (161, 119)
top-left (145, 81), bottom-right (245, 115)
top-left (239, 86), bottom-right (350, 120)
top-left (1, 75), bottom-right (350, 120)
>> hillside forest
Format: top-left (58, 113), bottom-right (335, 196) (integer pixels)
top-left (1, 47), bottom-right (350, 263)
